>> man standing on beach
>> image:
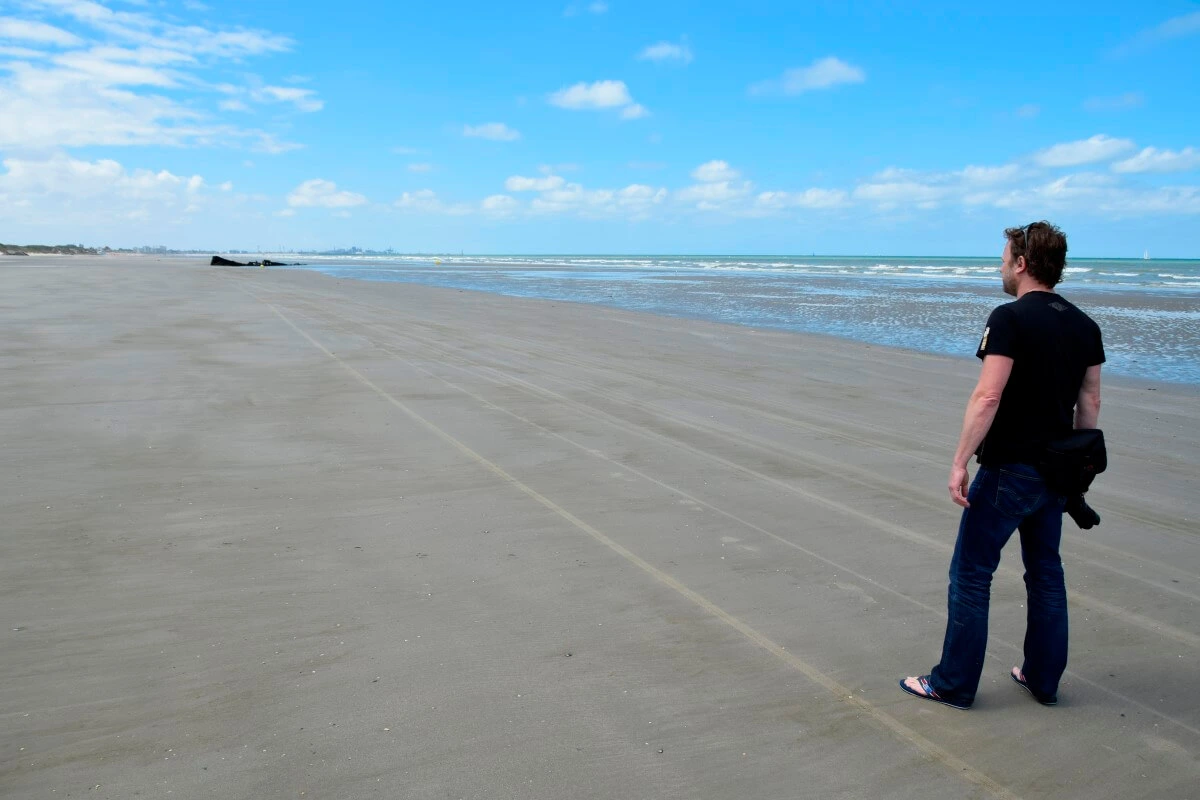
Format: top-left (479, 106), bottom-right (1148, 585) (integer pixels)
top-left (900, 221), bottom-right (1104, 709)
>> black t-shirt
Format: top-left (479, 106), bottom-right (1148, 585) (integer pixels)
top-left (974, 291), bottom-right (1105, 466)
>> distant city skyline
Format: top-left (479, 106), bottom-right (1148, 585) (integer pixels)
top-left (2, 1), bottom-right (1199, 257)
top-left (5, 243), bottom-right (1198, 261)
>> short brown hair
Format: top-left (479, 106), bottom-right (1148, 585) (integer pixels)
top-left (1005, 221), bottom-right (1068, 287)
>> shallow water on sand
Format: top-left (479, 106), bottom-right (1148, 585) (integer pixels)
top-left (264, 255), bottom-right (1200, 385)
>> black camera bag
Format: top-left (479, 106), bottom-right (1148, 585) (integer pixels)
top-left (1037, 428), bottom-right (1107, 495)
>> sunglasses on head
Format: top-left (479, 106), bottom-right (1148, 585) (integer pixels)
top-left (1021, 223), bottom-right (1036, 259)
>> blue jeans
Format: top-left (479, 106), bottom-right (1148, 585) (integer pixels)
top-left (928, 463), bottom-right (1068, 707)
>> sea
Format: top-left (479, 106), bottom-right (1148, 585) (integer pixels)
top-left (261, 254), bottom-right (1200, 385)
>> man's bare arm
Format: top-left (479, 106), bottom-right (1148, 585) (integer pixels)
top-left (1075, 364), bottom-right (1102, 429)
top-left (949, 354), bottom-right (1013, 508)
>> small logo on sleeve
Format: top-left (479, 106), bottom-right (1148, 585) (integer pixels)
top-left (980, 326), bottom-right (990, 351)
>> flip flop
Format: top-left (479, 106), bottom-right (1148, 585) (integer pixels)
top-left (898, 675), bottom-right (971, 710)
top-left (1010, 668), bottom-right (1057, 706)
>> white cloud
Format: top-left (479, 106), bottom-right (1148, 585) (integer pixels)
top-left (488, 171), bottom-right (670, 220)
top-left (1152, 10), bottom-right (1200, 40)
top-left (407, 162), bottom-right (433, 173)
top-left (0, 153), bottom-right (214, 229)
top-left (849, 163), bottom-right (1028, 210)
top-left (257, 85), bottom-right (323, 112)
top-left (394, 190), bottom-right (436, 210)
top-left (481, 149), bottom-right (1200, 221)
top-left (676, 180), bottom-right (752, 209)
top-left (286, 179), bottom-right (367, 208)
top-left (548, 79), bottom-right (631, 109)
top-left (394, 189), bottom-right (471, 215)
top-left (0, 3), bottom-right (304, 150)
top-left (853, 179), bottom-right (948, 209)
top-left (1082, 92), bottom-right (1144, 112)
top-left (0, 17), bottom-right (82, 46)
top-left (692, 160), bottom-right (740, 182)
top-left (989, 174), bottom-right (1105, 209)
top-left (1121, 10), bottom-right (1200, 52)
top-left (0, 44), bottom-right (50, 58)
top-left (612, 184), bottom-right (668, 217)
top-left (986, 173), bottom-right (1200, 216)
top-left (755, 189), bottom-right (848, 210)
top-left (24, 1), bottom-right (293, 56)
top-left (4, 153), bottom-right (143, 194)
top-left (481, 194), bottom-right (518, 215)
top-left (847, 162), bottom-right (1031, 211)
top-left (0, 61), bottom-right (202, 148)
top-left (957, 164), bottom-right (1021, 184)
top-left (1015, 104), bottom-right (1040, 118)
top-left (617, 184), bottom-right (658, 200)
top-left (638, 41), bottom-right (692, 64)
top-left (528, 180), bottom-right (668, 219)
top-left (837, 157), bottom-right (1200, 218)
top-left (41, 0), bottom-right (293, 58)
top-left (548, 80), bottom-right (648, 120)
top-left (1153, 10), bottom-right (1200, 38)
top-left (73, 44), bottom-right (197, 66)
top-left (254, 133), bottom-right (303, 154)
top-left (52, 50), bottom-right (178, 86)
top-left (463, 122), bottom-right (520, 141)
top-left (213, 82), bottom-right (325, 113)
top-left (1112, 146), bottom-right (1200, 174)
top-left (619, 103), bottom-right (649, 120)
top-left (1034, 135), bottom-right (1136, 167)
top-left (750, 57), bottom-right (866, 96)
top-left (505, 174), bottom-right (566, 191)
top-left (371, 141), bottom-right (1200, 224)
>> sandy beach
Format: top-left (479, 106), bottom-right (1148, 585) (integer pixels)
top-left (3, 256), bottom-right (1198, 799)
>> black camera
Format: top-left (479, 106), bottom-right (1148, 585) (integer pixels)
top-left (1065, 495), bottom-right (1101, 529)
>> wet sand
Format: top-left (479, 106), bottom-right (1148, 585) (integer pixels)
top-left (3, 256), bottom-right (1198, 799)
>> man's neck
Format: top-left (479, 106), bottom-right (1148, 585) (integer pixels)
top-left (1016, 280), bottom-right (1055, 298)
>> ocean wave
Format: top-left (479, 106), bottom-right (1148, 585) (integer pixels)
top-left (287, 256), bottom-right (1198, 296)
top-left (1090, 306), bottom-right (1200, 321)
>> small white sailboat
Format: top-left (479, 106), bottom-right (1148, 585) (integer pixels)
top-left (1143, 250), bottom-right (1150, 260)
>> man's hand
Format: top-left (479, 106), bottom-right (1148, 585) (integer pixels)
top-left (949, 465), bottom-right (971, 508)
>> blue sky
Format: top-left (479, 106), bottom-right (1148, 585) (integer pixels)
top-left (1, 0), bottom-right (1199, 256)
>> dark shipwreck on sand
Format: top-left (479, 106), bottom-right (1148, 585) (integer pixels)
top-left (210, 256), bottom-right (300, 267)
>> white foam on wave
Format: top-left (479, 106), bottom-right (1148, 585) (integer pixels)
top-left (1091, 306), bottom-right (1200, 321)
